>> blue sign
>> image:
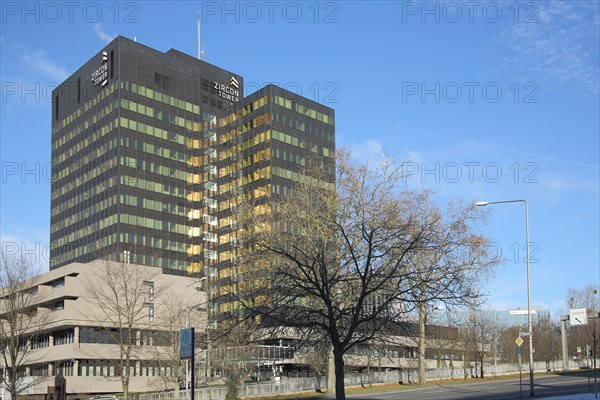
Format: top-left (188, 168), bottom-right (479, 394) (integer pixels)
top-left (516, 346), bottom-right (524, 357)
top-left (180, 328), bottom-right (194, 359)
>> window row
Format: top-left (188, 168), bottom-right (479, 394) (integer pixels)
top-left (118, 213), bottom-right (187, 236)
top-left (220, 95), bottom-right (269, 126)
top-left (121, 98), bottom-right (210, 134)
top-left (120, 194), bottom-right (186, 217)
top-left (53, 81), bottom-right (117, 134)
top-left (123, 79), bottom-right (200, 115)
top-left (54, 97), bottom-right (118, 153)
top-left (51, 230), bottom-right (116, 257)
top-left (29, 328), bottom-right (74, 350)
top-left (272, 111), bottom-right (334, 144)
top-left (119, 155), bottom-right (191, 184)
top-left (272, 95), bottom-right (334, 126)
top-left (52, 213), bottom-right (118, 249)
top-left (272, 166), bottom-right (334, 189)
top-left (271, 130), bottom-right (332, 158)
top-left (119, 175), bottom-right (186, 198)
top-left (51, 193), bottom-right (117, 231)
top-left (52, 134), bottom-right (118, 199)
top-left (119, 117), bottom-right (189, 153)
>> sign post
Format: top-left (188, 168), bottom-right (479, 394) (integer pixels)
top-left (516, 337), bottom-right (524, 398)
top-left (180, 328), bottom-right (195, 400)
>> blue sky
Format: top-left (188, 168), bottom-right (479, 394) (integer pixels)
top-left (1, 1), bottom-right (598, 319)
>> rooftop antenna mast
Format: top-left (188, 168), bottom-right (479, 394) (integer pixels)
top-left (196, 14), bottom-right (205, 60)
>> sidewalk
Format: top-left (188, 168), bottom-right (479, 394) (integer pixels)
top-left (541, 394), bottom-right (600, 399)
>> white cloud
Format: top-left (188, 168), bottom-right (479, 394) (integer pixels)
top-left (20, 50), bottom-right (68, 82)
top-left (349, 139), bottom-right (385, 163)
top-left (491, 2), bottom-right (599, 94)
top-left (92, 23), bottom-right (115, 44)
top-left (543, 177), bottom-right (568, 192)
top-left (398, 149), bottom-right (423, 164)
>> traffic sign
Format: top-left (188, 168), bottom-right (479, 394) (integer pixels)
top-left (516, 347), bottom-right (524, 356)
top-left (180, 328), bottom-right (195, 359)
top-left (570, 308), bottom-right (588, 326)
top-left (515, 336), bottom-right (524, 347)
top-left (520, 332), bottom-right (530, 337)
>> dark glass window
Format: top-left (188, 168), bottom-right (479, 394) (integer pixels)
top-left (80, 327), bottom-right (129, 344)
top-left (54, 328), bottom-right (74, 345)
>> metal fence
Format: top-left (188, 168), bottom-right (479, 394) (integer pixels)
top-left (137, 378), bottom-right (321, 400)
top-left (136, 359), bottom-right (581, 400)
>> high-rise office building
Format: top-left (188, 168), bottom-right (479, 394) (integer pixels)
top-left (214, 85), bottom-right (335, 320)
top-left (51, 36), bottom-right (243, 274)
top-left (50, 36), bottom-right (335, 319)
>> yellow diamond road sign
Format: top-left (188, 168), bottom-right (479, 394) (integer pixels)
top-left (515, 337), bottom-right (524, 347)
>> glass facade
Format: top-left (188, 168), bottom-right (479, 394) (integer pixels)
top-left (50, 36), bottom-right (335, 321)
top-left (51, 37), bottom-right (243, 276)
top-left (213, 85), bottom-right (335, 321)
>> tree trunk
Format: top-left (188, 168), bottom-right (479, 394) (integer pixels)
top-left (8, 360), bottom-right (18, 400)
top-left (333, 346), bottom-right (346, 400)
top-left (122, 362), bottom-right (130, 400)
top-left (10, 368), bottom-right (17, 400)
top-left (418, 301), bottom-right (427, 385)
top-left (480, 356), bottom-right (484, 379)
top-left (327, 346), bottom-right (335, 396)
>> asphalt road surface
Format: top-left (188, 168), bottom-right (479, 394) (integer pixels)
top-left (346, 372), bottom-right (600, 400)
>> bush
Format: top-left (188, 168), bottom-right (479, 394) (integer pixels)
top-left (224, 383), bottom-right (239, 400)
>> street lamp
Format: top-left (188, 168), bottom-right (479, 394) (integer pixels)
top-left (476, 199), bottom-right (534, 397)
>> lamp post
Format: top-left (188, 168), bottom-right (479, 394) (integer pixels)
top-left (476, 199), bottom-right (534, 397)
top-left (199, 276), bottom-right (213, 400)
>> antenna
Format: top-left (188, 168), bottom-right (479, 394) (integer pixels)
top-left (196, 14), bottom-right (205, 60)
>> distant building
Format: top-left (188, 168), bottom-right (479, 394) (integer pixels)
top-left (430, 307), bottom-right (552, 327)
top-left (0, 261), bottom-right (200, 396)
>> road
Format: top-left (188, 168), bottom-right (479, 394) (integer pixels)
top-left (346, 372), bottom-right (600, 400)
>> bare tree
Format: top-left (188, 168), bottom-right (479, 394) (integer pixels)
top-left (457, 311), bottom-right (504, 379)
top-left (0, 252), bottom-right (50, 400)
top-left (83, 260), bottom-right (165, 400)
top-left (231, 150), bottom-right (466, 400)
top-left (300, 340), bottom-right (329, 383)
top-left (497, 324), bottom-right (520, 363)
top-left (404, 200), bottom-right (500, 384)
top-left (566, 285), bottom-right (599, 363)
top-left (146, 297), bottom-right (205, 391)
top-left (534, 317), bottom-right (561, 368)
top-left (213, 320), bottom-right (263, 400)
top-left (567, 285), bottom-right (599, 312)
